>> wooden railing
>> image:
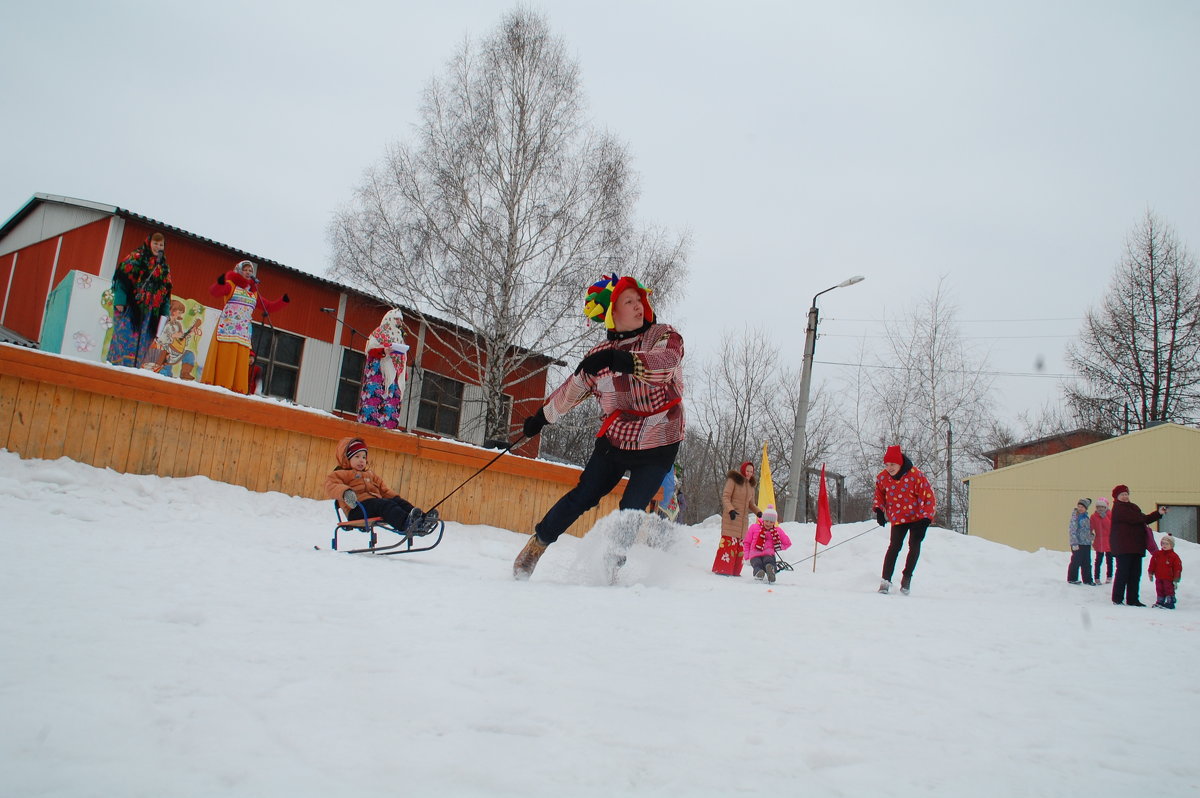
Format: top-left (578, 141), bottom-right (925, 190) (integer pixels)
top-left (0, 344), bottom-right (622, 537)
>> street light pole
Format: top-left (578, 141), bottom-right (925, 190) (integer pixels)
top-left (784, 275), bottom-right (864, 522)
top-left (941, 415), bottom-right (953, 530)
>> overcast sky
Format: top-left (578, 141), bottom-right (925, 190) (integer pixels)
top-left (4, 0), bottom-right (1198, 430)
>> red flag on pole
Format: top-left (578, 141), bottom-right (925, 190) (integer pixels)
top-left (815, 464), bottom-right (832, 546)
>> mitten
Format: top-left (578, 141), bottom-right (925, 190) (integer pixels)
top-left (342, 489), bottom-right (358, 508)
top-left (728, 510), bottom-right (738, 521)
top-left (217, 273), bottom-right (226, 285)
top-left (1072, 545), bottom-right (1079, 552)
top-left (874, 508), bottom-right (886, 526)
top-left (522, 408), bottom-right (548, 438)
top-left (755, 511), bottom-right (762, 518)
top-left (367, 347), bottom-right (385, 359)
top-left (576, 350), bottom-right (614, 376)
top-left (282, 293), bottom-right (290, 303)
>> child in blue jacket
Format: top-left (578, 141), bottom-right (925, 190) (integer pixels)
top-left (1067, 498), bottom-right (1097, 585)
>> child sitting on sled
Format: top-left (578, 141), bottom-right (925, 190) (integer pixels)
top-left (325, 437), bottom-right (435, 534)
top-left (743, 505), bottom-right (791, 583)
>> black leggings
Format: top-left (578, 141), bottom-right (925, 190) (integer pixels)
top-left (352, 496), bottom-right (416, 530)
top-left (535, 439), bottom-right (679, 544)
top-left (881, 521), bottom-right (928, 582)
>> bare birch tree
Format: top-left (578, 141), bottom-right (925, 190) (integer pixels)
top-left (839, 280), bottom-right (996, 529)
top-left (1066, 210), bottom-right (1200, 432)
top-left (682, 327), bottom-right (837, 521)
top-left (329, 9), bottom-right (688, 440)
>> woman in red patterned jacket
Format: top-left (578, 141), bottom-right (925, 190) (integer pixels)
top-left (873, 445), bottom-right (937, 595)
top-left (513, 274), bottom-right (684, 580)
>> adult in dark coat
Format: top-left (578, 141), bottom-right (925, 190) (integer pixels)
top-left (1109, 484), bottom-right (1167, 607)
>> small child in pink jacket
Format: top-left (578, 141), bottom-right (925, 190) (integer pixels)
top-left (743, 505), bottom-right (792, 584)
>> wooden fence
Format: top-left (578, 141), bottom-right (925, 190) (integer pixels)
top-left (0, 344), bottom-right (624, 536)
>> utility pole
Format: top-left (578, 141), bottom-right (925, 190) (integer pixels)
top-left (784, 275), bottom-right (864, 522)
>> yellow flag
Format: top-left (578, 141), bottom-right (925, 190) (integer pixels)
top-left (757, 441), bottom-right (777, 511)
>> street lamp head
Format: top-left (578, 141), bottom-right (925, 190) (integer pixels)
top-left (838, 275), bottom-right (865, 288)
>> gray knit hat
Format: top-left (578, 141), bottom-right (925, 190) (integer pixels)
top-left (1078, 498), bottom-right (1092, 509)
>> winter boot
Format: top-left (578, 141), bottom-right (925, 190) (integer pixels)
top-left (765, 563), bottom-right (777, 584)
top-left (900, 577), bottom-right (911, 595)
top-left (605, 552), bottom-right (628, 585)
top-left (1165, 596), bottom-right (1177, 610)
top-left (753, 568), bottom-right (766, 581)
top-left (513, 534), bottom-right (550, 581)
top-left (404, 507), bottom-right (440, 537)
top-left (878, 579), bottom-right (891, 594)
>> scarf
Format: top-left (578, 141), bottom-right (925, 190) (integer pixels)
top-left (754, 524), bottom-right (782, 552)
top-left (114, 239), bottom-right (172, 323)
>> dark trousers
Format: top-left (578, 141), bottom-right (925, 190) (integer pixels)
top-left (1093, 551), bottom-right (1114, 581)
top-left (352, 496), bottom-right (416, 530)
top-left (881, 522), bottom-right (928, 583)
top-left (535, 439), bottom-right (679, 544)
top-left (748, 554), bottom-right (777, 572)
top-left (1112, 553), bottom-right (1144, 604)
top-left (1067, 545), bottom-right (1094, 583)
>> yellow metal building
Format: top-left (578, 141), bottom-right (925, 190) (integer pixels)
top-left (965, 423), bottom-right (1199, 552)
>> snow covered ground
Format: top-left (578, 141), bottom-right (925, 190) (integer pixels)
top-left (1, 449), bottom-right (1197, 798)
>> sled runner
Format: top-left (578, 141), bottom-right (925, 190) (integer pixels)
top-left (330, 502), bottom-right (444, 555)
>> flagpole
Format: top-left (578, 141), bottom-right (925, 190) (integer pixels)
top-left (812, 539), bottom-right (818, 572)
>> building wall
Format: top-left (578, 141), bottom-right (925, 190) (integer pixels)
top-left (966, 424), bottom-right (1200, 551)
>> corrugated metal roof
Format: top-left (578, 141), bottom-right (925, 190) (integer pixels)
top-left (0, 325), bottom-right (38, 348)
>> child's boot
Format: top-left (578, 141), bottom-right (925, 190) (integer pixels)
top-left (900, 576), bottom-right (912, 595)
top-left (766, 562), bottom-right (776, 584)
top-left (513, 534), bottom-right (550, 580)
top-left (878, 579), bottom-right (891, 594)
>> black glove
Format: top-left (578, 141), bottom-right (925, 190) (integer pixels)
top-left (755, 511), bottom-right (762, 518)
top-left (575, 349), bottom-right (635, 376)
top-left (522, 408), bottom-right (548, 438)
top-left (282, 293), bottom-right (290, 303)
top-left (874, 507), bottom-right (887, 526)
top-left (217, 273), bottom-right (226, 285)
top-left (728, 510), bottom-right (738, 521)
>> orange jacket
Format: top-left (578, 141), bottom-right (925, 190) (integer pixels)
top-left (324, 436), bottom-right (399, 511)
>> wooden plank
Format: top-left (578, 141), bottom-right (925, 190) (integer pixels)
top-left (171, 410), bottom-right (199, 477)
top-left (23, 381), bottom-right (58, 459)
top-left (39, 383), bottom-right (74, 461)
top-left (6, 379), bottom-right (41, 457)
top-left (279, 429), bottom-right (309, 498)
top-left (191, 412), bottom-right (217, 478)
top-left (73, 391), bottom-right (107, 467)
top-left (304, 435), bottom-right (331, 501)
top-left (231, 420), bottom-right (259, 491)
top-left (129, 402), bottom-right (168, 475)
top-left (210, 418), bottom-right (237, 485)
top-left (0, 373), bottom-right (22, 450)
top-left (157, 406), bottom-right (184, 476)
top-left (60, 387), bottom-right (91, 463)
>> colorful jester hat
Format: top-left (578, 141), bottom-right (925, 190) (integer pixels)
top-left (583, 274), bottom-right (655, 329)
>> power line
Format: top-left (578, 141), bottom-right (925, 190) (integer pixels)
top-left (820, 332), bottom-right (1076, 341)
top-left (814, 359), bottom-right (1077, 380)
top-left (825, 312), bottom-right (1089, 321)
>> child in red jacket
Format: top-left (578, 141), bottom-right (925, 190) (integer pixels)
top-left (1148, 535), bottom-right (1183, 609)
